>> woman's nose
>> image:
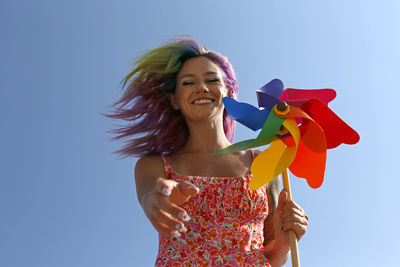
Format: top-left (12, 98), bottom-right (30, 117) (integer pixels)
top-left (195, 82), bottom-right (209, 93)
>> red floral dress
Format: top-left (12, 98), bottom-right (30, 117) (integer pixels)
top-left (155, 154), bottom-right (271, 267)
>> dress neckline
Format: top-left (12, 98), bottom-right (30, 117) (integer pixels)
top-left (161, 154), bottom-right (253, 179)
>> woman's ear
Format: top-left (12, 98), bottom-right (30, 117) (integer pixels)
top-left (168, 93), bottom-right (180, 110)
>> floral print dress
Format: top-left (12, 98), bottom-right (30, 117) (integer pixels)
top-left (155, 154), bottom-right (271, 267)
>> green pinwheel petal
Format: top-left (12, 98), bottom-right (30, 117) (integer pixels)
top-left (252, 111), bottom-right (285, 147)
top-left (213, 111), bottom-right (286, 155)
top-left (212, 139), bottom-right (257, 154)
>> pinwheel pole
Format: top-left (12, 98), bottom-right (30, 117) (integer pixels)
top-left (282, 168), bottom-right (300, 267)
top-left (277, 101), bottom-right (300, 266)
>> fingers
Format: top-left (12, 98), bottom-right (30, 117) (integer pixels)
top-left (177, 182), bottom-right (200, 197)
top-left (281, 209), bottom-right (308, 228)
top-left (149, 191), bottom-right (190, 222)
top-left (276, 189), bottom-right (288, 212)
top-left (281, 206), bottom-right (308, 240)
top-left (156, 179), bottom-right (199, 205)
top-left (282, 220), bottom-right (308, 241)
top-left (147, 179), bottom-right (199, 236)
top-left (148, 203), bottom-right (188, 235)
top-left (277, 189), bottom-right (309, 241)
top-left (155, 178), bottom-right (174, 197)
top-left (170, 181), bottom-right (200, 205)
top-left (281, 200), bottom-right (306, 220)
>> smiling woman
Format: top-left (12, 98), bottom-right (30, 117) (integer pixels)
top-left (106, 37), bottom-right (238, 157)
top-left (105, 36), bottom-right (309, 267)
top-left (169, 57), bottom-right (229, 123)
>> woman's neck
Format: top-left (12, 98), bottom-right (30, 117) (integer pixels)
top-left (180, 117), bottom-right (231, 153)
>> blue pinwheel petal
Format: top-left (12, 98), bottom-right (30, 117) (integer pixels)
top-left (223, 97), bottom-right (269, 131)
top-left (237, 109), bottom-right (270, 131)
top-left (257, 79), bottom-right (284, 110)
top-left (258, 79), bottom-right (284, 98)
top-left (256, 93), bottom-right (280, 111)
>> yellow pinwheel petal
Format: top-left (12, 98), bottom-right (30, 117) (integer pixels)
top-left (249, 139), bottom-right (294, 189)
top-left (282, 118), bottom-right (301, 147)
top-left (249, 119), bottom-right (300, 190)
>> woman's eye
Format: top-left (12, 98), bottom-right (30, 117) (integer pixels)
top-left (182, 81), bottom-right (194, 86)
top-left (207, 78), bottom-right (220, 83)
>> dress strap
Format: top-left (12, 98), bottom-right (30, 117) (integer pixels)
top-left (160, 153), bottom-right (167, 164)
top-left (160, 154), bottom-right (170, 178)
top-left (250, 149), bottom-right (255, 161)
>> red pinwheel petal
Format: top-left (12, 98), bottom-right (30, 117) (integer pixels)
top-left (298, 119), bottom-right (326, 153)
top-left (279, 88), bottom-right (337, 105)
top-left (289, 137), bottom-right (327, 189)
top-left (297, 99), bottom-right (360, 149)
top-left (293, 118), bottom-right (327, 188)
top-left (280, 135), bottom-right (296, 147)
top-left (278, 107), bottom-right (328, 188)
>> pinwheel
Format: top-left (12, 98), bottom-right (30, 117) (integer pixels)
top-left (214, 79), bottom-right (360, 266)
top-left (215, 78), bottom-right (359, 189)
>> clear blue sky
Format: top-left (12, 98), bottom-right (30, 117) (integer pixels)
top-left (1, 1), bottom-right (399, 266)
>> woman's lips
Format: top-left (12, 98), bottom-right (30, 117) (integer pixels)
top-left (192, 98), bottom-right (214, 105)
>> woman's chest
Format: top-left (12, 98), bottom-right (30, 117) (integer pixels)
top-left (176, 174), bottom-right (269, 224)
top-left (169, 153), bottom-right (252, 177)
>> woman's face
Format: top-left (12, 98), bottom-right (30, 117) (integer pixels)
top-left (171, 56), bottom-right (229, 122)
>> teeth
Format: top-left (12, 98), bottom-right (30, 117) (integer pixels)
top-left (194, 99), bottom-right (212, 104)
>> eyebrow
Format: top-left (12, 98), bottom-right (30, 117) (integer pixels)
top-left (178, 71), bottom-right (218, 81)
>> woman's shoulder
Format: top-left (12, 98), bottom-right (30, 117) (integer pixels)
top-left (135, 154), bottom-right (165, 179)
top-left (136, 154), bottom-right (163, 165)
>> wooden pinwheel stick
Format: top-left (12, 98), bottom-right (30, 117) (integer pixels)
top-left (282, 169), bottom-right (300, 267)
top-left (275, 101), bottom-right (300, 265)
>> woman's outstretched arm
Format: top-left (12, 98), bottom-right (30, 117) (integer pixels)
top-left (134, 156), bottom-right (199, 236)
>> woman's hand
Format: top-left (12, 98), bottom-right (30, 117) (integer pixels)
top-left (273, 189), bottom-right (309, 247)
top-left (141, 178), bottom-right (199, 237)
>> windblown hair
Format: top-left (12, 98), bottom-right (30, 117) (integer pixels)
top-left (105, 36), bottom-right (239, 158)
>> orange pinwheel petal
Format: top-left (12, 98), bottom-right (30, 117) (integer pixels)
top-left (289, 139), bottom-right (327, 189)
top-left (276, 106), bottom-right (325, 153)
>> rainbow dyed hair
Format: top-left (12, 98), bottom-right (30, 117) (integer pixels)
top-left (106, 36), bottom-right (239, 157)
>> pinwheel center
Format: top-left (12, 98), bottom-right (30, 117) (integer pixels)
top-left (274, 101), bottom-right (290, 116)
top-left (276, 101), bottom-right (288, 111)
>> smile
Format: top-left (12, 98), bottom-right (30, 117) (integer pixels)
top-left (192, 99), bottom-right (214, 104)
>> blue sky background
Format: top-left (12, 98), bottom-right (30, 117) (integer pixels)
top-left (1, 1), bottom-right (399, 266)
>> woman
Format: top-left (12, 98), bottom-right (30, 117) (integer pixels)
top-left (108, 37), bottom-right (308, 266)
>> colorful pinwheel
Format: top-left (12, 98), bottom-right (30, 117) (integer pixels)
top-left (214, 79), bottom-right (360, 266)
top-left (214, 79), bottom-right (360, 190)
